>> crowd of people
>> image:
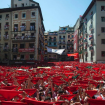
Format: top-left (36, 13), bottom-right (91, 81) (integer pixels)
top-left (0, 62), bottom-right (105, 105)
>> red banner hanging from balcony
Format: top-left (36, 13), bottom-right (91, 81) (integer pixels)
top-left (67, 53), bottom-right (79, 61)
top-left (19, 48), bottom-right (34, 52)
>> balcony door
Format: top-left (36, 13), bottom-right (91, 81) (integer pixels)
top-left (14, 24), bottom-right (18, 31)
top-left (30, 23), bottom-right (35, 31)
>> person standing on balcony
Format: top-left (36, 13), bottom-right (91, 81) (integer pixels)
top-left (3, 34), bottom-right (6, 39)
top-left (7, 34), bottom-right (9, 39)
top-left (30, 25), bottom-right (33, 31)
top-left (32, 25), bottom-right (34, 31)
top-left (14, 26), bottom-right (17, 32)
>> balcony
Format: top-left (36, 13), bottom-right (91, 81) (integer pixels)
top-left (14, 27), bottom-right (18, 32)
top-left (19, 48), bottom-right (35, 53)
top-left (20, 26), bottom-right (26, 31)
top-left (67, 42), bottom-right (73, 44)
top-left (5, 17), bottom-right (9, 20)
top-left (84, 48), bottom-right (87, 52)
top-left (67, 47), bottom-right (73, 50)
top-left (91, 57), bottom-right (93, 62)
top-left (49, 32), bottom-right (58, 35)
top-left (59, 31), bottom-right (66, 34)
top-left (89, 35), bottom-right (93, 40)
top-left (4, 25), bottom-right (9, 30)
top-left (62, 52), bottom-right (67, 55)
top-left (12, 48), bottom-right (18, 52)
top-left (48, 39), bottom-right (56, 42)
top-left (12, 27), bottom-right (36, 32)
top-left (59, 38), bottom-right (65, 40)
top-left (30, 26), bottom-right (35, 31)
top-left (58, 42), bottom-right (66, 44)
top-left (67, 51), bottom-right (73, 54)
top-left (3, 48), bottom-right (10, 52)
top-left (44, 52), bottom-right (47, 55)
top-left (89, 24), bottom-right (93, 31)
top-left (48, 45), bottom-right (57, 47)
top-left (84, 39), bottom-right (87, 43)
top-left (3, 35), bottom-right (9, 40)
top-left (89, 47), bottom-right (94, 51)
top-left (12, 35), bottom-right (35, 42)
top-left (45, 41), bottom-right (47, 43)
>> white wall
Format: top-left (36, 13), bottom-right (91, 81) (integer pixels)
top-left (96, 1), bottom-right (105, 61)
top-left (83, 3), bottom-right (96, 62)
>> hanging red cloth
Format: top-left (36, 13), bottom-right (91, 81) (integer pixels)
top-left (85, 90), bottom-right (97, 97)
top-left (64, 86), bottom-right (78, 94)
top-left (0, 89), bottom-right (23, 100)
top-left (22, 89), bottom-right (37, 96)
top-left (60, 94), bottom-right (76, 100)
top-left (2, 86), bottom-right (17, 90)
top-left (88, 99), bottom-right (105, 105)
top-left (1, 101), bottom-right (27, 105)
top-left (23, 98), bottom-right (54, 105)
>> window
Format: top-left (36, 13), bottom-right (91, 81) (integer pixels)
top-left (15, 14), bottom-right (18, 19)
top-left (49, 55), bottom-right (51, 57)
top-left (101, 6), bottom-right (105, 11)
top-left (5, 32), bottom-right (8, 35)
top-left (45, 36), bottom-right (47, 38)
top-left (22, 3), bottom-right (24, 7)
top-left (101, 27), bottom-right (105, 32)
top-left (20, 44), bottom-right (25, 48)
top-left (22, 13), bottom-right (26, 18)
top-left (59, 46), bottom-right (61, 49)
top-left (63, 46), bottom-right (65, 48)
top-left (6, 14), bottom-right (9, 18)
top-left (31, 33), bottom-right (34, 37)
top-left (14, 34), bottom-right (17, 37)
top-left (30, 23), bottom-right (35, 31)
top-left (6, 22), bottom-right (9, 25)
top-left (21, 23), bottom-right (26, 31)
top-left (54, 43), bottom-right (56, 45)
top-left (54, 55), bottom-right (56, 57)
top-left (4, 54), bottom-right (8, 59)
top-left (14, 24), bottom-right (18, 31)
top-left (49, 43), bottom-right (51, 45)
top-left (0, 23), bottom-right (1, 30)
top-left (32, 4), bottom-right (35, 7)
top-left (31, 12), bottom-right (35, 17)
top-left (68, 35), bottom-right (70, 38)
top-left (63, 36), bottom-right (65, 38)
top-left (102, 51), bottom-right (105, 57)
top-left (101, 39), bottom-right (105, 44)
top-left (4, 43), bottom-right (8, 48)
top-left (13, 55), bottom-right (17, 60)
top-left (59, 36), bottom-right (61, 38)
top-left (22, 33), bottom-right (25, 36)
top-left (68, 50), bottom-right (70, 53)
top-left (30, 54), bottom-right (34, 59)
top-left (15, 4), bottom-right (17, 7)
top-left (45, 50), bottom-right (47, 52)
top-left (0, 15), bottom-right (2, 19)
top-left (21, 55), bottom-right (24, 60)
top-left (101, 17), bottom-right (105, 22)
top-left (29, 43), bottom-right (34, 48)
